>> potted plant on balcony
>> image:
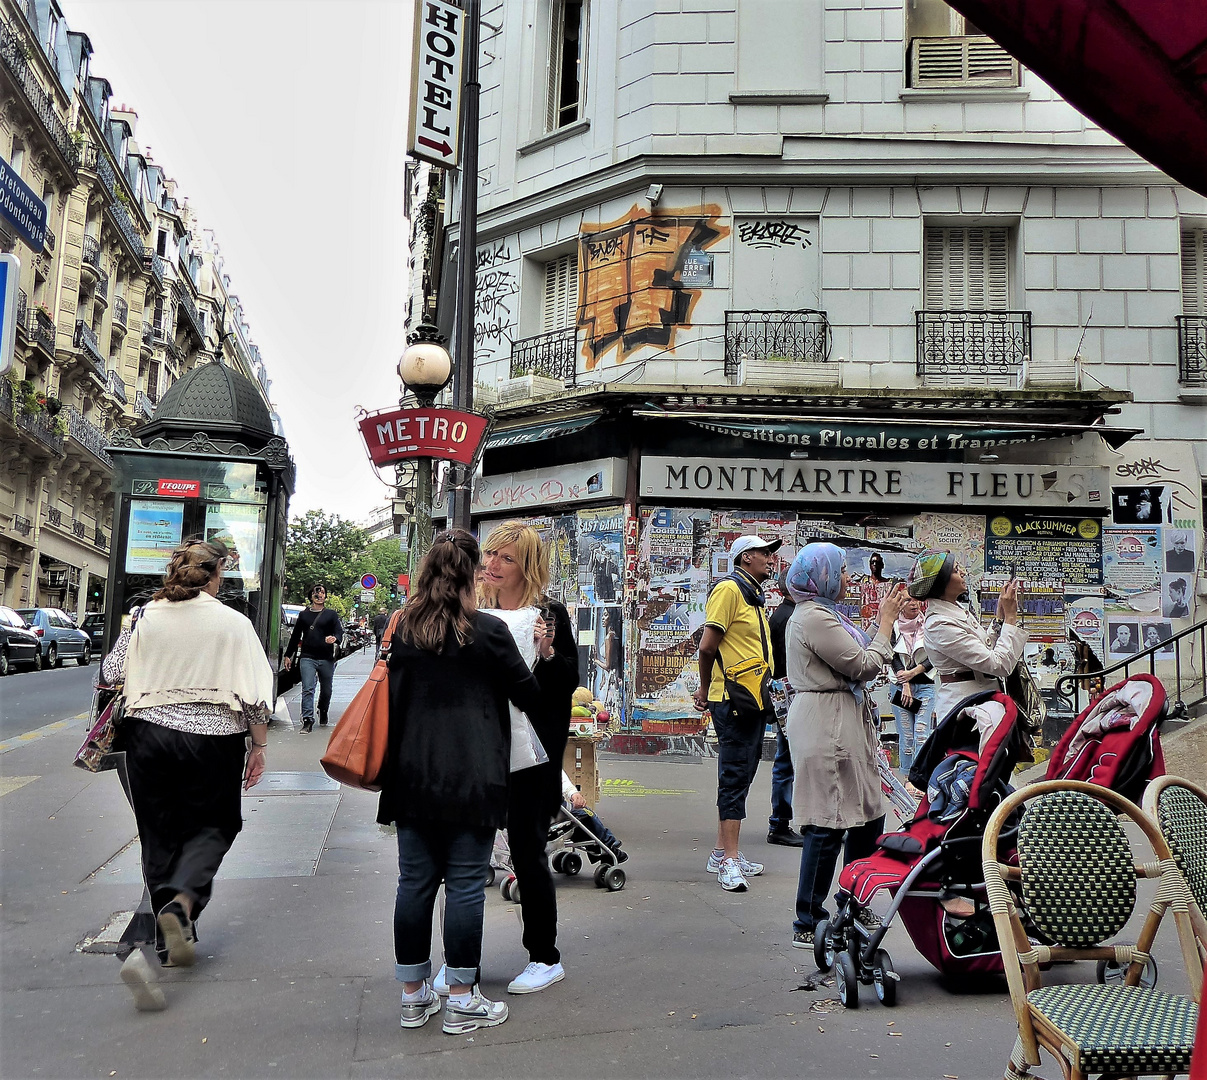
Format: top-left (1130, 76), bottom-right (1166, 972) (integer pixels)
top-left (43, 395), bottom-right (62, 417)
top-left (51, 415), bottom-right (68, 437)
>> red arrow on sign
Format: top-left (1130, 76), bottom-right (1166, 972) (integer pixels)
top-left (418, 136), bottom-right (452, 157)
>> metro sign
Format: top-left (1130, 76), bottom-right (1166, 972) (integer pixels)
top-left (407, 0), bottom-right (464, 168)
top-left (358, 406), bottom-right (488, 467)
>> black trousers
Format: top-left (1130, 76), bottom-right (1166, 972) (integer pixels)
top-left (122, 718), bottom-right (246, 917)
top-left (507, 767), bottom-right (560, 966)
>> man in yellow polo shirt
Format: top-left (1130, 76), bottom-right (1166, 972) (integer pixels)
top-left (693, 534), bottom-right (781, 892)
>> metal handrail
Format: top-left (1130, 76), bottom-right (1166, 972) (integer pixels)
top-left (916, 309), bottom-right (1032, 378)
top-left (1177, 315), bottom-right (1207, 387)
top-left (510, 326), bottom-right (577, 385)
top-left (1055, 617), bottom-right (1207, 719)
top-left (724, 309), bottom-right (832, 377)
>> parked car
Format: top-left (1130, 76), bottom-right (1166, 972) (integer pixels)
top-left (0, 606), bottom-right (42, 675)
top-left (81, 612), bottom-right (106, 653)
top-left (16, 607), bottom-right (92, 667)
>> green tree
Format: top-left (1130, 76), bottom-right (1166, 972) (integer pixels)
top-left (284, 510), bottom-right (368, 605)
top-left (351, 537), bottom-right (410, 613)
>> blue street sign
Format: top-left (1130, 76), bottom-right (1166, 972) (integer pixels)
top-left (360, 573), bottom-right (378, 590)
top-left (0, 254), bottom-right (19, 376)
top-left (0, 156), bottom-right (47, 252)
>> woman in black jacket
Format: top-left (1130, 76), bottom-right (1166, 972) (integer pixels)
top-left (377, 529), bottom-right (543, 1035)
top-left (479, 521), bottom-right (578, 995)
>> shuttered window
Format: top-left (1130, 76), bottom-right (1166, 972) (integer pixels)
top-left (923, 226), bottom-right (1010, 309)
top-left (1181, 228), bottom-right (1207, 316)
top-left (541, 252), bottom-right (578, 332)
top-left (546, 0), bottom-right (585, 131)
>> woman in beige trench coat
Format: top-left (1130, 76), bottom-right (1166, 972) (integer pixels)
top-left (783, 543), bottom-right (905, 950)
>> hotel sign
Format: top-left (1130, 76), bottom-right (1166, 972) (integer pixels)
top-left (407, 0), bottom-right (464, 168)
top-left (641, 457), bottom-right (1109, 510)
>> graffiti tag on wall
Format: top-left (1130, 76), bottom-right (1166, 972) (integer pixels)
top-left (474, 242), bottom-right (518, 354)
top-left (577, 205), bottom-right (729, 369)
top-left (737, 219), bottom-right (813, 249)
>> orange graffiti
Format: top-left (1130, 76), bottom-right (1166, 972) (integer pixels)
top-left (577, 205), bottom-right (729, 369)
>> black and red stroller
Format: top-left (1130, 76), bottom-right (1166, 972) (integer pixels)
top-left (814, 691), bottom-right (1036, 1008)
top-left (1044, 672), bottom-right (1167, 804)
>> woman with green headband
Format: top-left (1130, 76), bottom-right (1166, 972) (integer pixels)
top-left (906, 549), bottom-right (1027, 721)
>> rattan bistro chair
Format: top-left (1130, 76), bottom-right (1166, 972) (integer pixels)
top-left (1144, 776), bottom-right (1207, 957)
top-left (981, 780), bottom-right (1203, 1080)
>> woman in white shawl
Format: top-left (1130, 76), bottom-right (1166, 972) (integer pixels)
top-left (101, 539), bottom-right (273, 1010)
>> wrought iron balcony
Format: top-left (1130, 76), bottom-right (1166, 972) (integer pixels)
top-left (915, 310), bottom-right (1032, 383)
top-left (1177, 315), bottom-right (1207, 387)
top-left (15, 288), bottom-right (28, 335)
top-left (33, 308), bottom-right (56, 356)
top-left (173, 281), bottom-right (206, 343)
top-left (95, 270), bottom-right (109, 304)
top-left (94, 525), bottom-right (108, 549)
top-left (46, 506), bottom-right (62, 527)
top-left (509, 327), bottom-right (578, 385)
top-left (44, 226), bottom-right (54, 251)
top-left (0, 19), bottom-right (79, 174)
top-left (63, 406), bottom-right (113, 467)
top-left (74, 320), bottom-right (105, 373)
top-left (724, 310), bottom-right (832, 378)
top-left (144, 252), bottom-right (165, 288)
top-left (106, 370), bottom-right (127, 404)
top-left (113, 295), bottom-right (128, 328)
top-left (0, 379), bottom-right (65, 454)
top-left (135, 389), bottom-right (155, 420)
top-left (72, 519), bottom-right (87, 539)
top-left (107, 199), bottom-right (145, 260)
top-left (14, 515), bottom-right (32, 537)
top-left (81, 235), bottom-right (101, 272)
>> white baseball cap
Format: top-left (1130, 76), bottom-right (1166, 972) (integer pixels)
top-left (729, 534), bottom-right (782, 560)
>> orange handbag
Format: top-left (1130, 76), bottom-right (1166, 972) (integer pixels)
top-left (321, 609), bottom-right (402, 791)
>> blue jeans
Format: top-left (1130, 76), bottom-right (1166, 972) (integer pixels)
top-left (393, 822), bottom-right (495, 987)
top-left (794, 816), bottom-right (885, 934)
top-left (891, 682), bottom-right (935, 772)
top-left (299, 657), bottom-right (335, 721)
top-left (769, 726), bottom-right (795, 832)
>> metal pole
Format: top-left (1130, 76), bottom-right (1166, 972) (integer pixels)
top-left (450, 0), bottom-right (480, 532)
top-left (410, 455), bottom-right (434, 570)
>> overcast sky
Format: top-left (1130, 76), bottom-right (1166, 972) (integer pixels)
top-left (62, 0), bottom-right (415, 525)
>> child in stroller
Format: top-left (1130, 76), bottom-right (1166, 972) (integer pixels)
top-left (814, 690), bottom-right (1036, 1008)
top-left (494, 772), bottom-right (629, 898)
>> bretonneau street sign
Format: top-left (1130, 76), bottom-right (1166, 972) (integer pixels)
top-left (358, 406), bottom-right (488, 466)
top-left (0, 155), bottom-right (47, 251)
top-left (407, 0), bottom-right (464, 168)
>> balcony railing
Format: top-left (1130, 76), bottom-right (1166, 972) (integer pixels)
top-left (81, 235), bottom-right (101, 271)
top-left (106, 369), bottom-right (127, 404)
top-left (33, 308), bottom-right (55, 355)
top-left (0, 379), bottom-right (65, 455)
top-left (915, 310), bottom-right (1032, 383)
top-left (95, 271), bottom-right (109, 304)
top-left (107, 199), bottom-right (145, 260)
top-left (509, 327), bottom-right (578, 385)
top-left (724, 310), bottom-right (832, 378)
top-left (63, 406), bottom-right (113, 467)
top-left (44, 226), bottom-right (55, 251)
top-left (46, 506), bottom-right (62, 527)
top-left (144, 252), bottom-right (165, 288)
top-left (74, 320), bottom-right (106, 373)
top-left (14, 515), bottom-right (32, 537)
top-left (15, 289), bottom-right (27, 334)
top-left (0, 19), bottom-right (80, 174)
top-left (72, 519), bottom-right (87, 539)
top-left (135, 389), bottom-right (156, 420)
top-left (173, 281), bottom-right (206, 343)
top-left (113, 295), bottom-right (128, 328)
top-left (1177, 315), bottom-right (1207, 387)
top-left (94, 525), bottom-right (108, 549)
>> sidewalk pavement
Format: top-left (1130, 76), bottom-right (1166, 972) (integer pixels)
top-left (0, 647), bottom-right (1191, 1079)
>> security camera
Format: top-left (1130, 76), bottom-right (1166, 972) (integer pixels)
top-left (646, 183), bottom-right (663, 205)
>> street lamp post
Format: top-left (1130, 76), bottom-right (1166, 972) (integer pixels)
top-left (398, 323), bottom-right (452, 569)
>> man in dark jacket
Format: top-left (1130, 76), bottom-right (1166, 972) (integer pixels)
top-left (283, 584), bottom-right (344, 732)
top-left (767, 570), bottom-right (802, 846)
top-left (373, 609), bottom-right (391, 658)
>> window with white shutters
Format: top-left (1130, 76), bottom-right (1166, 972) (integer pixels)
top-left (923, 226), bottom-right (1010, 309)
top-left (541, 252), bottom-right (578, 332)
top-left (1181, 229), bottom-right (1207, 316)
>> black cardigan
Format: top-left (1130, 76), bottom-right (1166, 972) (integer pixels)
top-left (376, 611), bottom-right (545, 831)
top-left (508, 600), bottom-right (579, 816)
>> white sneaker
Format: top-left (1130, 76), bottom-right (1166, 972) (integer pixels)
top-left (432, 964), bottom-right (450, 996)
top-left (717, 857), bottom-right (748, 892)
top-left (736, 851), bottom-right (764, 877)
top-left (399, 984), bottom-right (441, 1029)
top-left (507, 961), bottom-right (565, 994)
top-left (705, 848), bottom-right (726, 874)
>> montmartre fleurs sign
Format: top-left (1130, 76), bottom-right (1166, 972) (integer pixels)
top-left (641, 457), bottom-right (1109, 510)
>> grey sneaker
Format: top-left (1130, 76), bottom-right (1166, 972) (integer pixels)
top-left (855, 907), bottom-right (883, 930)
top-left (443, 987), bottom-right (509, 1034)
top-left (736, 852), bottom-right (764, 877)
top-left (399, 985), bottom-right (441, 1029)
top-left (717, 857), bottom-right (748, 892)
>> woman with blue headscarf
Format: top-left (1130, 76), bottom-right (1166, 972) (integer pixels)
top-left (783, 543), bottom-right (906, 951)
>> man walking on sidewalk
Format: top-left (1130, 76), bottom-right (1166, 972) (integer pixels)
top-left (693, 534), bottom-right (781, 892)
top-left (372, 608), bottom-right (390, 658)
top-left (767, 570), bottom-right (802, 847)
top-left (283, 584), bottom-right (343, 732)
